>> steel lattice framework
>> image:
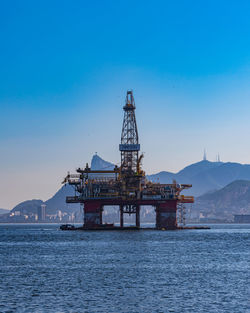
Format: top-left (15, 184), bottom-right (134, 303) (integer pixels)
top-left (119, 90), bottom-right (140, 173)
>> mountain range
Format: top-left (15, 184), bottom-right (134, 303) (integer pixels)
top-left (194, 180), bottom-right (250, 220)
top-left (147, 160), bottom-right (250, 196)
top-left (2, 154), bottom-right (250, 222)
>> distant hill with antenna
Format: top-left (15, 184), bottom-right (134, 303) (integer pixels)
top-left (147, 160), bottom-right (250, 196)
top-left (66, 155), bottom-right (250, 197)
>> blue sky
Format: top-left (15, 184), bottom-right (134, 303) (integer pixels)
top-left (1, 0), bottom-right (250, 209)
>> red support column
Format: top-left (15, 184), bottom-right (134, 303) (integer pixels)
top-left (84, 201), bottom-right (102, 229)
top-left (155, 200), bottom-right (177, 230)
top-left (120, 205), bottom-right (124, 228)
top-left (136, 205), bottom-right (140, 228)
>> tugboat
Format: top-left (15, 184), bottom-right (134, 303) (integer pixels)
top-left (60, 224), bottom-right (76, 230)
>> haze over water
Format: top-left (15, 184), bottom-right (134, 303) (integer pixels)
top-left (0, 224), bottom-right (249, 313)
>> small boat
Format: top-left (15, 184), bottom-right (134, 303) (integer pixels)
top-left (60, 224), bottom-right (76, 230)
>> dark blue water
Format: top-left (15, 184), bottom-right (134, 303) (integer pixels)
top-left (0, 224), bottom-right (249, 313)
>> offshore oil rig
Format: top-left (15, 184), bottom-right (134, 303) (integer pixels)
top-left (63, 91), bottom-right (194, 230)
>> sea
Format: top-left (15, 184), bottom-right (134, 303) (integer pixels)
top-left (0, 224), bottom-right (249, 313)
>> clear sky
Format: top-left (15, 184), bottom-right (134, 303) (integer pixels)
top-left (1, 0), bottom-right (250, 209)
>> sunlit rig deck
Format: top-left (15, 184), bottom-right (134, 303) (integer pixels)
top-left (61, 90), bottom-right (206, 231)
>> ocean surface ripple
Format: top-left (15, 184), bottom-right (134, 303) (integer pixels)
top-left (0, 224), bottom-right (249, 313)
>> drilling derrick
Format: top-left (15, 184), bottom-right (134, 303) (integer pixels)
top-left (63, 90), bottom-right (194, 230)
top-left (120, 90), bottom-right (139, 174)
top-left (119, 91), bottom-right (143, 200)
top-left (119, 90), bottom-right (142, 226)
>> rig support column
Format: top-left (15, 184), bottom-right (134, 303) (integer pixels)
top-left (156, 200), bottom-right (177, 230)
top-left (100, 205), bottom-right (103, 225)
top-left (136, 205), bottom-right (140, 228)
top-left (84, 201), bottom-right (102, 229)
top-left (120, 205), bottom-right (124, 228)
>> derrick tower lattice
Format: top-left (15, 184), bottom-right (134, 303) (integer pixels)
top-left (120, 91), bottom-right (140, 174)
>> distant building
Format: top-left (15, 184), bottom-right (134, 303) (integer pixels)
top-left (69, 213), bottom-right (75, 222)
top-left (203, 149), bottom-right (207, 161)
top-left (234, 214), bottom-right (250, 223)
top-left (57, 210), bottom-right (63, 221)
top-left (37, 204), bottom-right (46, 221)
